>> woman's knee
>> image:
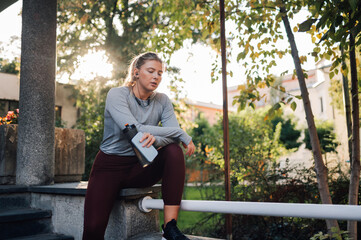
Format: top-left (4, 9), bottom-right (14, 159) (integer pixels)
top-left (161, 143), bottom-right (184, 161)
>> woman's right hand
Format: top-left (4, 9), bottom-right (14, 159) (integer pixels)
top-left (140, 132), bottom-right (156, 147)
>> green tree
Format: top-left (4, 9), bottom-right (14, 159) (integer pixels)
top-left (271, 115), bottom-right (301, 150)
top-left (0, 35), bottom-right (21, 75)
top-left (187, 114), bottom-right (222, 185)
top-left (0, 58), bottom-right (19, 75)
top-left (186, 110), bottom-right (353, 239)
top-left (57, 0), bottom-right (213, 79)
top-left (194, 108), bottom-right (326, 238)
top-left (57, 0), bottom-right (157, 79)
top-left (72, 77), bottom-right (113, 180)
top-left (209, 0), bottom-right (339, 233)
top-left (300, 1), bottom-right (361, 237)
top-left (211, 108), bottom-right (286, 185)
top-left (281, 6), bottom-right (342, 233)
top-left (303, 120), bottom-right (340, 165)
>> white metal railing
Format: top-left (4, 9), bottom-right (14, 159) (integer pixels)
top-left (138, 197), bottom-right (361, 221)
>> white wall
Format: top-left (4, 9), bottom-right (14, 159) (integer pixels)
top-left (0, 72), bottom-right (19, 100)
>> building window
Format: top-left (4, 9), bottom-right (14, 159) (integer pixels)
top-left (55, 105), bottom-right (62, 120)
top-left (9, 100), bottom-right (19, 112)
top-left (0, 99), bottom-right (19, 117)
top-left (0, 100), bottom-right (7, 116)
top-left (55, 106), bottom-right (64, 127)
top-left (320, 97), bottom-right (323, 113)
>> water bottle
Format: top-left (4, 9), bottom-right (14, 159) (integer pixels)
top-left (123, 124), bottom-right (138, 141)
top-left (123, 124), bottom-right (158, 167)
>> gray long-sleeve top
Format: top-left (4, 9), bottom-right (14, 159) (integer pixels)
top-left (100, 86), bottom-right (192, 156)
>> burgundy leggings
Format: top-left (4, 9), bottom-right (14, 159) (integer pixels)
top-left (82, 143), bottom-right (185, 240)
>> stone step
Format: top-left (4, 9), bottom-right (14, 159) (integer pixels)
top-left (0, 185), bottom-right (31, 210)
top-left (0, 208), bottom-right (52, 222)
top-left (128, 232), bottom-right (224, 240)
top-left (0, 193), bottom-right (31, 210)
top-left (7, 233), bottom-right (74, 240)
top-left (0, 208), bottom-right (53, 239)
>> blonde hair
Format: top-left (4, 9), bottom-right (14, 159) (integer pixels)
top-left (123, 52), bottom-right (163, 87)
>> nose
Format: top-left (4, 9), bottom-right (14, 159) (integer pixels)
top-left (152, 72), bottom-right (159, 79)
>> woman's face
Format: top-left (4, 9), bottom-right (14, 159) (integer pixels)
top-left (134, 60), bottom-right (163, 93)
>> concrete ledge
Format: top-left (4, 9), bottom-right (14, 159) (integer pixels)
top-left (0, 185), bottom-right (28, 194)
top-left (1, 182), bottom-right (161, 199)
top-left (129, 232), bottom-right (225, 240)
top-left (28, 182), bottom-right (87, 196)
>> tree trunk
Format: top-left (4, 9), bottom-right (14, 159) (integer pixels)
top-left (340, 46), bottom-right (352, 165)
top-left (280, 6), bottom-right (340, 234)
top-left (347, 31), bottom-right (360, 240)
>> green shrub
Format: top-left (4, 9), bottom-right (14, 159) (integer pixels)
top-left (183, 108), bottom-right (355, 239)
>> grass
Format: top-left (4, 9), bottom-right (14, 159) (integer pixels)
top-left (159, 185), bottom-right (223, 235)
top-left (178, 186), bottom-right (212, 230)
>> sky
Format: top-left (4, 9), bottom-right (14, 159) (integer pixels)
top-left (0, 1), bottom-right (317, 105)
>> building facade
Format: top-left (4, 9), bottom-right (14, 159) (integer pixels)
top-left (0, 72), bottom-right (78, 128)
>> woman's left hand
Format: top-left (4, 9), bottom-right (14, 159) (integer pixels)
top-left (182, 140), bottom-right (195, 156)
top-left (140, 132), bottom-right (156, 148)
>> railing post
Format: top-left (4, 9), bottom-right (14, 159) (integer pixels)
top-left (219, 0), bottom-right (232, 239)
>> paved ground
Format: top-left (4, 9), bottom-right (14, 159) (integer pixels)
top-left (128, 232), bottom-right (224, 240)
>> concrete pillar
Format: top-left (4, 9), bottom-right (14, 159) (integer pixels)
top-left (16, 0), bottom-right (57, 185)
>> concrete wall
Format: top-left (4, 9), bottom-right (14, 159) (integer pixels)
top-left (30, 183), bottom-right (160, 240)
top-left (0, 73), bottom-right (19, 100)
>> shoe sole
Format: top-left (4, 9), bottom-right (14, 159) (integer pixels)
top-left (161, 229), bottom-right (166, 240)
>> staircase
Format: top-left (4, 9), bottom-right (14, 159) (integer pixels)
top-left (0, 185), bottom-right (74, 240)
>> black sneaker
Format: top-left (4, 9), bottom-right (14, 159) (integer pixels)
top-left (162, 219), bottom-right (190, 240)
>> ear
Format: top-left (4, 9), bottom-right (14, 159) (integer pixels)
top-left (134, 68), bottom-right (139, 76)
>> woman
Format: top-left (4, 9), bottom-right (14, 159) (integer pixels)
top-left (82, 52), bottom-right (195, 240)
